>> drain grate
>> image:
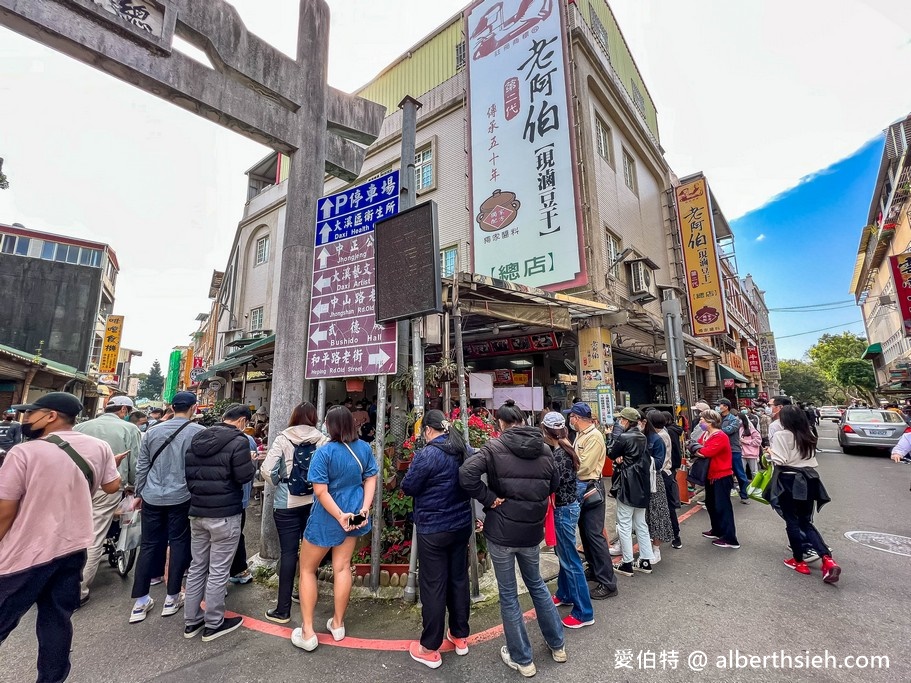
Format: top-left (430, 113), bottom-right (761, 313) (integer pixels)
top-left (844, 531), bottom-right (911, 557)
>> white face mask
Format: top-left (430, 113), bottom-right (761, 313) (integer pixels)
top-left (764, 407), bottom-right (772, 415)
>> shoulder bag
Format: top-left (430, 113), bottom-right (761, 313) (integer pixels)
top-left (46, 434), bottom-right (94, 490)
top-left (149, 420), bottom-right (192, 471)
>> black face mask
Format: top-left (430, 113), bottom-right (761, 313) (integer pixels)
top-left (21, 414), bottom-right (50, 439)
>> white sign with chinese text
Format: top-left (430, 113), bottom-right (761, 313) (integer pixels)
top-left (466, 0), bottom-right (584, 290)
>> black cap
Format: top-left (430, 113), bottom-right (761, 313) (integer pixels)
top-left (171, 391), bottom-right (198, 409)
top-left (12, 391), bottom-right (83, 418)
top-left (718, 398), bottom-right (733, 408)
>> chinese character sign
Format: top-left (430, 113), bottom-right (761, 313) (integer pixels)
top-left (889, 253), bottom-right (911, 337)
top-left (305, 171), bottom-right (399, 379)
top-left (99, 315), bottom-right (124, 374)
top-left (675, 176), bottom-right (727, 336)
top-left (577, 326), bottom-right (614, 414)
top-left (466, 0), bottom-right (584, 290)
top-left (747, 346), bottom-right (762, 374)
top-left (758, 332), bottom-right (780, 380)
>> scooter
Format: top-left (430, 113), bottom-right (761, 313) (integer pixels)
top-left (103, 516), bottom-right (137, 578)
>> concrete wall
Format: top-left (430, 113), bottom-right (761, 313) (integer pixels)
top-left (0, 254), bottom-right (101, 369)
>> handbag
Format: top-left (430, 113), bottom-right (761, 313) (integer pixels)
top-left (117, 508), bottom-right (142, 552)
top-left (581, 480), bottom-right (604, 509)
top-left (746, 463), bottom-right (773, 505)
top-left (686, 456), bottom-right (710, 488)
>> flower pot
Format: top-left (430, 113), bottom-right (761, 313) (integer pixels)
top-left (396, 459), bottom-right (412, 472)
top-left (352, 562), bottom-right (410, 578)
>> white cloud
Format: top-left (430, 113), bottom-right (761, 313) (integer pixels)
top-left (755, 234), bottom-right (766, 242)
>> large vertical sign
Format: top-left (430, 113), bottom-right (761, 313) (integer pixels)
top-left (758, 332), bottom-right (781, 380)
top-left (305, 171), bottom-right (400, 379)
top-left (675, 176), bottom-right (728, 336)
top-left (466, 0), bottom-right (585, 291)
top-left (99, 315), bottom-right (124, 374)
top-left (746, 346), bottom-right (762, 374)
top-left (163, 348), bottom-right (181, 403)
top-left (889, 253), bottom-right (911, 337)
top-left (578, 326), bottom-right (614, 416)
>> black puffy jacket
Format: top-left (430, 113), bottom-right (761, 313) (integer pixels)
top-left (186, 423), bottom-right (256, 517)
top-left (608, 425), bottom-right (651, 508)
top-left (459, 426), bottom-right (558, 548)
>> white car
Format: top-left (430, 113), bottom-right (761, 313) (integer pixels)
top-left (819, 406), bottom-right (843, 422)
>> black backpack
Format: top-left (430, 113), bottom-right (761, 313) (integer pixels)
top-left (288, 440), bottom-right (317, 496)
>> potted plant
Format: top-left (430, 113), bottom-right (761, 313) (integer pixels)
top-left (398, 434), bottom-right (417, 470)
top-left (383, 489), bottom-right (414, 522)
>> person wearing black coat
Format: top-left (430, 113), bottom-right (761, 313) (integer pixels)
top-left (183, 404), bottom-right (256, 642)
top-left (607, 408), bottom-right (655, 576)
top-left (459, 400), bottom-right (565, 677)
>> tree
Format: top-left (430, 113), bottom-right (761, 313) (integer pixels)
top-left (833, 358), bottom-right (877, 405)
top-left (0, 157), bottom-right (8, 190)
top-left (778, 359), bottom-right (831, 404)
top-left (138, 360), bottom-right (164, 400)
top-left (808, 332), bottom-right (867, 381)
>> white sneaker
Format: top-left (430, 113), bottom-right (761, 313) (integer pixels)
top-left (326, 617), bottom-right (345, 642)
top-left (651, 547), bottom-right (661, 564)
top-left (161, 593), bottom-right (184, 617)
top-left (608, 542), bottom-right (622, 557)
top-left (129, 598), bottom-right (155, 624)
top-left (291, 628), bottom-right (319, 651)
top-left (501, 646), bottom-right (536, 677)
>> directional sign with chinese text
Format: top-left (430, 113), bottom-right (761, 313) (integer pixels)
top-left (99, 315), bottom-right (124, 374)
top-left (305, 171), bottom-right (399, 379)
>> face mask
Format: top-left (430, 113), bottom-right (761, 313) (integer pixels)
top-left (568, 419), bottom-right (577, 432)
top-left (21, 413), bottom-right (50, 439)
top-left (699, 420), bottom-right (708, 429)
top-left (764, 407), bottom-right (772, 415)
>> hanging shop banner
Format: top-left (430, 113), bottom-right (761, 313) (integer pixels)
top-left (758, 332), bottom-right (780, 380)
top-left (163, 349), bottom-right (181, 404)
top-left (98, 315), bottom-right (124, 374)
top-left (466, 0), bottom-right (585, 291)
top-left (746, 346), bottom-right (762, 374)
top-left (596, 384), bottom-right (615, 426)
top-left (578, 326), bottom-right (614, 411)
top-left (464, 331), bottom-right (558, 359)
top-left (889, 253), bottom-right (911, 337)
top-left (304, 170), bottom-right (400, 379)
top-left (675, 176), bottom-right (728, 336)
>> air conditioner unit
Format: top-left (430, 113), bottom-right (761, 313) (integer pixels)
top-left (628, 260), bottom-right (656, 303)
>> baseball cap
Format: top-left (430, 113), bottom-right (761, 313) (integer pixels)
top-left (618, 407), bottom-right (641, 422)
top-left (541, 411), bottom-right (566, 429)
top-left (718, 398), bottom-right (733, 408)
top-left (692, 401), bottom-right (710, 412)
top-left (568, 402), bottom-right (592, 419)
top-left (108, 396), bottom-right (134, 409)
top-left (171, 391), bottom-right (198, 409)
top-left (11, 391), bottom-right (83, 418)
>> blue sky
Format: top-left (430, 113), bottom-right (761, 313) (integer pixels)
top-left (730, 137), bottom-right (885, 360)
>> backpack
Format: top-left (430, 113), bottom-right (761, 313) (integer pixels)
top-left (288, 440), bottom-right (317, 497)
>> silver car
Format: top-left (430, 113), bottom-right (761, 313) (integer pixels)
top-left (818, 405), bottom-right (843, 422)
top-left (838, 409), bottom-right (909, 454)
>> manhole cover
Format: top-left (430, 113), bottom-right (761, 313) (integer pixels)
top-left (844, 531), bottom-right (911, 557)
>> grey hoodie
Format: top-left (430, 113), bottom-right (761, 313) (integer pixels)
top-left (136, 418), bottom-right (206, 506)
top-left (261, 425), bottom-right (328, 509)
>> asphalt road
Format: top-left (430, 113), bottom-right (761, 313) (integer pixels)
top-left (2, 421), bottom-right (909, 683)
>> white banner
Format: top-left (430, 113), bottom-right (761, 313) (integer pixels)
top-left (758, 332), bottom-right (780, 379)
top-left (466, 0), bottom-right (584, 290)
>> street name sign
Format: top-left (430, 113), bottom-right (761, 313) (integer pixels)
top-left (304, 170), bottom-right (400, 379)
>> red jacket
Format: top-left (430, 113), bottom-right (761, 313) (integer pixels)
top-left (698, 430), bottom-right (733, 482)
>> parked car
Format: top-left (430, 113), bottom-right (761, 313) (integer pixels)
top-left (838, 408), bottom-right (910, 454)
top-left (819, 406), bottom-right (843, 422)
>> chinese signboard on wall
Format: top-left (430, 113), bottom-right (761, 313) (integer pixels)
top-left (758, 332), bottom-right (780, 380)
top-left (464, 331), bottom-right (558, 359)
top-left (578, 326), bottom-right (614, 412)
top-left (888, 253), bottom-right (911, 337)
top-left (304, 171), bottom-right (399, 379)
top-left (746, 346), bottom-right (762, 374)
top-left (675, 176), bottom-right (727, 336)
top-left (98, 315), bottom-right (124, 374)
top-left (466, 0), bottom-right (585, 290)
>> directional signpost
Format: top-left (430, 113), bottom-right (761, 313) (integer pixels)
top-left (305, 170), bottom-right (400, 379)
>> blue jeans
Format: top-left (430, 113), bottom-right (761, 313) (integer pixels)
top-left (731, 451), bottom-right (748, 499)
top-left (553, 502), bottom-right (594, 622)
top-left (488, 541), bottom-right (565, 666)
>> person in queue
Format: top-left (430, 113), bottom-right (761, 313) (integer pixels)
top-left (401, 410), bottom-right (473, 669)
top-left (540, 411), bottom-right (594, 629)
top-left (260, 402), bottom-right (328, 624)
top-left (695, 410), bottom-right (740, 549)
top-left (767, 406), bottom-right (840, 583)
top-left (460, 399), bottom-right (565, 678)
top-left (294, 406), bottom-right (378, 651)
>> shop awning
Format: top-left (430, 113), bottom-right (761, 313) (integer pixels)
top-left (196, 354), bottom-right (256, 383)
top-left (225, 334), bottom-right (274, 359)
top-left (0, 342), bottom-right (88, 380)
top-left (197, 334), bottom-right (276, 383)
top-left (861, 343), bottom-right (882, 359)
top-left (719, 363), bottom-right (749, 384)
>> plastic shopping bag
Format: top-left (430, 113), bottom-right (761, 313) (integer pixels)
top-left (117, 508), bottom-right (142, 552)
top-left (746, 466), bottom-right (772, 505)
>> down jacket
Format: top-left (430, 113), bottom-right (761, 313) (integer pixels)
top-left (186, 423), bottom-right (256, 517)
top-left (459, 426), bottom-right (559, 548)
top-left (401, 435), bottom-right (472, 535)
top-left (608, 425), bottom-right (652, 508)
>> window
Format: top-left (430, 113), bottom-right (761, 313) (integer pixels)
top-left (250, 307), bottom-right (264, 331)
top-left (1, 235), bottom-right (14, 254)
top-left (415, 146), bottom-right (434, 192)
top-left (440, 246), bottom-right (458, 277)
top-left (1, 234), bottom-right (29, 256)
top-left (455, 41), bottom-right (466, 71)
top-left (595, 116), bottom-right (613, 164)
top-left (622, 149), bottom-right (637, 194)
top-left (589, 5), bottom-right (609, 57)
top-left (54, 244), bottom-right (70, 262)
top-left (606, 229), bottom-right (623, 278)
top-left (255, 235), bottom-right (270, 266)
top-left (41, 241), bottom-right (56, 260)
top-left (631, 80), bottom-right (646, 114)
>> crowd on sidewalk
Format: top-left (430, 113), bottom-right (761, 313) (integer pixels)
top-left (0, 389), bottom-right (855, 681)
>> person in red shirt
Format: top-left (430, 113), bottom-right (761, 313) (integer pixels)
top-left (695, 410), bottom-right (740, 549)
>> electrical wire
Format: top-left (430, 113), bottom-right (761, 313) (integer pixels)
top-left (769, 304), bottom-right (857, 313)
top-left (774, 321), bottom-right (865, 340)
top-left (768, 299), bottom-right (855, 311)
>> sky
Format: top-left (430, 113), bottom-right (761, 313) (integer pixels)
top-left (1, 0), bottom-right (910, 373)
